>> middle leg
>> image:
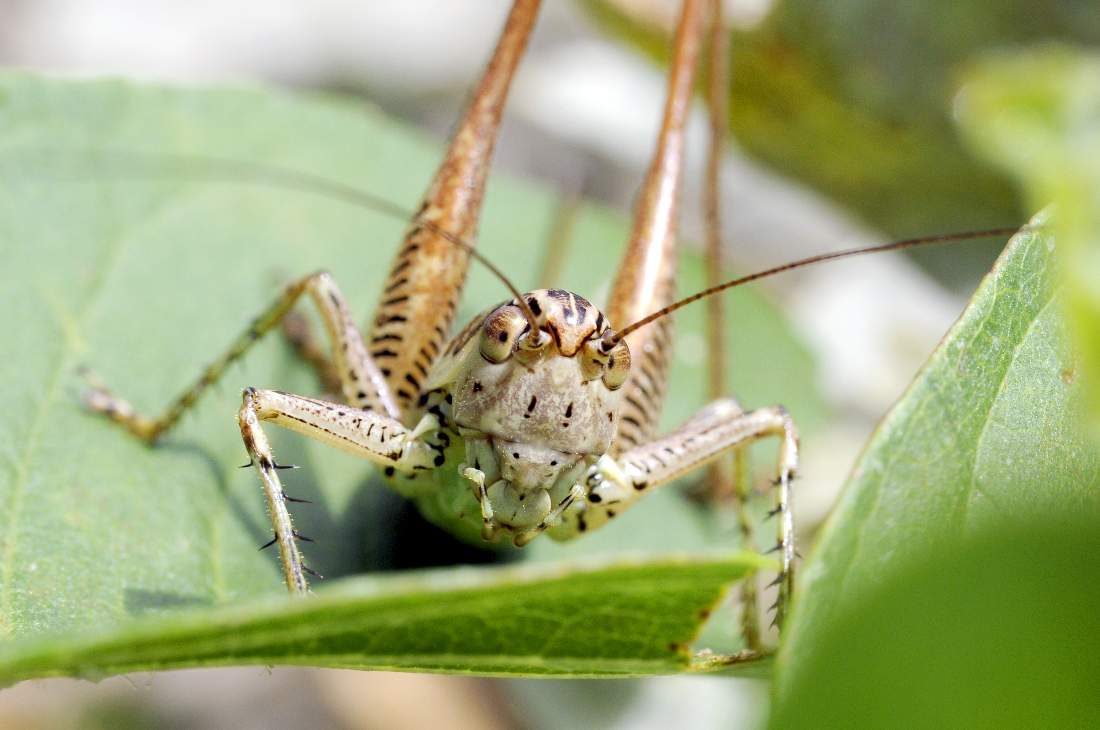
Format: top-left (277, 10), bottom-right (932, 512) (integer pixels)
top-left (83, 270), bottom-right (400, 443)
top-left (580, 399), bottom-right (800, 629)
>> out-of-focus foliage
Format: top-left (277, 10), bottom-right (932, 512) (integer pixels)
top-left (957, 46), bottom-right (1100, 436)
top-left (772, 218), bottom-right (1100, 717)
top-left (771, 519), bottom-right (1100, 728)
top-left (584, 0), bottom-right (1100, 285)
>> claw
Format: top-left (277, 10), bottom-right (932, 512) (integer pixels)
top-left (283, 492), bottom-right (312, 504)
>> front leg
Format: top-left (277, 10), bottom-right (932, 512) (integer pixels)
top-left (238, 388), bottom-right (439, 594)
top-left (579, 400), bottom-right (799, 629)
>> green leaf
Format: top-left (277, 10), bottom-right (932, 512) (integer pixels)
top-left (0, 72), bottom-right (822, 676)
top-left (774, 219), bottom-right (1100, 699)
top-left (770, 519), bottom-right (1100, 728)
top-left (957, 46), bottom-right (1100, 434)
top-left (0, 555), bottom-right (765, 682)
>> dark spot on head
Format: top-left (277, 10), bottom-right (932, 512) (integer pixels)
top-left (473, 381), bottom-right (483, 393)
top-left (607, 412), bottom-right (614, 422)
top-left (519, 493), bottom-right (525, 501)
top-left (527, 297), bottom-right (542, 316)
top-left (445, 393), bottom-right (453, 404)
top-left (512, 452), bottom-right (520, 459)
top-left (527, 395), bottom-right (537, 412)
top-left (434, 454), bottom-right (445, 467)
top-left (633, 481), bottom-right (647, 491)
top-left (606, 509), bottom-right (616, 518)
top-left (550, 460), bottom-right (557, 466)
top-left (384, 466), bottom-right (395, 477)
top-left (417, 392), bottom-right (429, 406)
top-left (498, 330), bottom-right (508, 343)
top-left (573, 298), bottom-right (587, 322)
top-left (577, 516), bottom-right (587, 532)
top-left (588, 492), bottom-right (602, 503)
top-left (561, 422), bottom-right (569, 428)
top-left (564, 402), bottom-right (573, 418)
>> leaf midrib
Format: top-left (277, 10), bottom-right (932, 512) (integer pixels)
top-left (825, 239), bottom-right (1053, 618)
top-left (963, 293), bottom-right (1057, 526)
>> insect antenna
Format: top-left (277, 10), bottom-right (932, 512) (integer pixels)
top-left (31, 149), bottom-right (541, 331)
top-left (607, 226), bottom-right (1028, 344)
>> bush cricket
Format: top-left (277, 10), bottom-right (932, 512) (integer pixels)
top-left (78, 0), bottom-right (1019, 655)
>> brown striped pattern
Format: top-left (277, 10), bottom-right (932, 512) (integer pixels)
top-left (606, 0), bottom-right (702, 454)
top-left (611, 282), bottom-right (676, 452)
top-left (367, 0), bottom-right (541, 424)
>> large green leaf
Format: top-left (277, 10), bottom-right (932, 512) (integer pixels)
top-left (0, 73), bottom-right (822, 676)
top-left (774, 217), bottom-right (1100, 700)
top-left (0, 555), bottom-right (766, 682)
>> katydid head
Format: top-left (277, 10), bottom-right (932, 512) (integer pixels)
top-left (447, 289), bottom-right (630, 535)
top-left (452, 288), bottom-right (628, 457)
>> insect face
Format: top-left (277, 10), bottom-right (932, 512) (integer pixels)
top-left (453, 289), bottom-right (627, 452)
top-left (447, 289), bottom-right (629, 530)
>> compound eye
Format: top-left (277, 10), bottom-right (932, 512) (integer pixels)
top-left (602, 340), bottom-right (630, 390)
top-left (580, 339), bottom-right (608, 382)
top-left (479, 305), bottom-right (527, 363)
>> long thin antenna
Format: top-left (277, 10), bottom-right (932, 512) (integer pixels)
top-left (30, 149), bottom-right (541, 330)
top-left (610, 226), bottom-right (1025, 344)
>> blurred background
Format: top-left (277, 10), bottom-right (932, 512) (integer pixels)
top-left (0, 0), bottom-right (1093, 727)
